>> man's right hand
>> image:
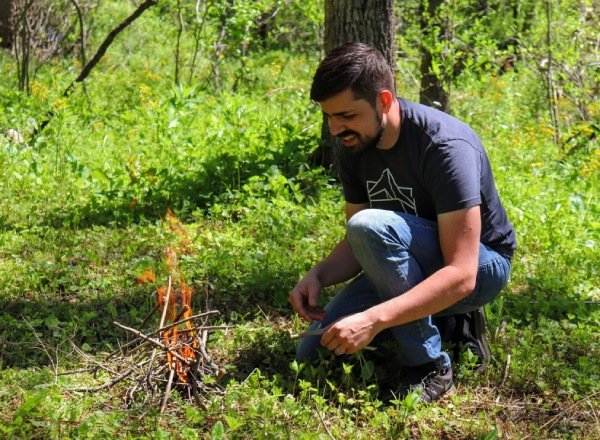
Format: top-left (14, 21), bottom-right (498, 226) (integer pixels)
top-left (289, 272), bottom-right (326, 322)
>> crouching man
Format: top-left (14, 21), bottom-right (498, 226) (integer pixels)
top-left (289, 43), bottom-right (515, 402)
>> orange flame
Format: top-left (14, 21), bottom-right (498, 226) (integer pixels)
top-left (136, 268), bottom-right (157, 285)
top-left (155, 211), bottom-right (199, 383)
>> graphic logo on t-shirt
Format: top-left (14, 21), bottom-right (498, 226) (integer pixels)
top-left (367, 168), bottom-right (418, 216)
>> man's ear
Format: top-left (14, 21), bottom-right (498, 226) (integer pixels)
top-left (378, 89), bottom-right (394, 113)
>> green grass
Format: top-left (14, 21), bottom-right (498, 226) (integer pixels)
top-left (0, 1), bottom-right (599, 438)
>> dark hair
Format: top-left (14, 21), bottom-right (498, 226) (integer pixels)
top-left (310, 42), bottom-right (395, 107)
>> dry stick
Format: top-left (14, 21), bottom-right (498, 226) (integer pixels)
top-left (314, 401), bottom-right (336, 440)
top-left (149, 310), bottom-right (221, 336)
top-left (188, 371), bottom-right (208, 410)
top-left (198, 329), bottom-right (219, 373)
top-left (57, 368), bottom-right (97, 376)
top-left (113, 321), bottom-right (191, 367)
top-left (147, 276), bottom-right (173, 386)
top-left (499, 353), bottom-right (511, 388)
top-left (33, 0), bottom-right (159, 136)
top-left (114, 340), bottom-right (150, 360)
top-left (138, 300), bottom-right (160, 332)
top-left (22, 315), bottom-right (58, 382)
top-left (164, 325), bottom-right (230, 335)
top-left (160, 369), bottom-right (176, 413)
top-left (70, 342), bottom-right (118, 376)
top-left (69, 358), bottom-right (152, 392)
top-left (172, 305), bottom-right (190, 325)
top-left (522, 391), bottom-right (600, 439)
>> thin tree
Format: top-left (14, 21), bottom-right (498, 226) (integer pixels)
top-left (419, 0), bottom-right (451, 113)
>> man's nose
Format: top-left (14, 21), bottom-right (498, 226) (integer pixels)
top-left (328, 118), bottom-right (345, 136)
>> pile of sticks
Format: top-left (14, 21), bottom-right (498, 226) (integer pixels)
top-left (69, 277), bottom-right (228, 412)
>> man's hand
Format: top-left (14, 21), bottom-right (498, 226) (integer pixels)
top-left (320, 311), bottom-right (378, 355)
top-left (289, 272), bottom-right (326, 322)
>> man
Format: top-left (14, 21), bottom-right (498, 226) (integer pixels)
top-left (288, 42), bottom-right (515, 403)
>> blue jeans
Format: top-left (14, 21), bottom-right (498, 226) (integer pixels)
top-left (296, 209), bottom-right (512, 369)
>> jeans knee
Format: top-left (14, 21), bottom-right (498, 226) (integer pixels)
top-left (347, 209), bottom-right (385, 246)
top-left (346, 209), bottom-right (410, 248)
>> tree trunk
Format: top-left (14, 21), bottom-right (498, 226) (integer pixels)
top-left (419, 0), bottom-right (451, 113)
top-left (324, 0), bottom-right (396, 70)
top-left (312, 0), bottom-right (396, 168)
top-left (0, 0), bottom-right (12, 48)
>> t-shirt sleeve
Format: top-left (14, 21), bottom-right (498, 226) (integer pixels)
top-left (338, 152), bottom-right (369, 204)
top-left (422, 139), bottom-right (482, 214)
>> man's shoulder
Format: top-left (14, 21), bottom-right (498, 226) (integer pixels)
top-left (399, 98), bottom-right (478, 145)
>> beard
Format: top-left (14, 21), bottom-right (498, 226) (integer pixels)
top-left (334, 113), bottom-right (385, 155)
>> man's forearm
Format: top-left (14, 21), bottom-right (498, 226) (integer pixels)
top-left (367, 264), bottom-right (476, 333)
top-left (311, 237), bottom-right (362, 287)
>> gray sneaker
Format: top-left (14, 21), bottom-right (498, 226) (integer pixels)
top-left (398, 363), bottom-right (455, 403)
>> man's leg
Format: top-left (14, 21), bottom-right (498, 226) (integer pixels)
top-left (344, 209), bottom-right (511, 401)
top-left (344, 209), bottom-right (451, 369)
top-left (435, 245), bottom-right (512, 371)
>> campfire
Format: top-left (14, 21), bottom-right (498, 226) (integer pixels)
top-left (68, 211), bottom-right (227, 411)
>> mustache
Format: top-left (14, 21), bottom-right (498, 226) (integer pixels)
top-left (335, 130), bottom-right (359, 139)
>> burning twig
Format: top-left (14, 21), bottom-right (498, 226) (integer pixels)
top-left (113, 321), bottom-right (192, 366)
top-left (64, 211), bottom-right (226, 411)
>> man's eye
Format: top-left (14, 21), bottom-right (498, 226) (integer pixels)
top-left (342, 114), bottom-right (356, 120)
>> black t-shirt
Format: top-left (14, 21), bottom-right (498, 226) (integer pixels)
top-left (338, 98), bottom-right (516, 258)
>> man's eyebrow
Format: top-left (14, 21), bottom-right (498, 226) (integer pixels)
top-left (321, 110), bottom-right (356, 117)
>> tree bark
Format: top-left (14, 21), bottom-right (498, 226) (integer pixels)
top-left (324, 0), bottom-right (396, 70)
top-left (0, 0), bottom-right (11, 48)
top-left (419, 0), bottom-right (451, 113)
top-left (313, 0), bottom-right (396, 168)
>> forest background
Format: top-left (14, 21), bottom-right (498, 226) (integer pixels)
top-left (0, 0), bottom-right (598, 438)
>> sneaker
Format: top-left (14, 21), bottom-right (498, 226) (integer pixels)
top-left (454, 308), bottom-right (491, 373)
top-left (398, 363), bottom-right (455, 403)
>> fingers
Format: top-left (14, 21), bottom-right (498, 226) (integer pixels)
top-left (288, 277), bottom-right (325, 322)
top-left (321, 324), bottom-right (348, 355)
top-left (305, 305), bottom-right (326, 321)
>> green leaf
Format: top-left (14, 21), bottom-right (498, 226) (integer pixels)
top-left (224, 414), bottom-right (244, 431)
top-left (361, 360), bottom-right (375, 381)
top-left (210, 421), bottom-right (224, 440)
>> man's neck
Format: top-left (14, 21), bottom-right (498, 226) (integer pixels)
top-left (377, 98), bottom-right (401, 150)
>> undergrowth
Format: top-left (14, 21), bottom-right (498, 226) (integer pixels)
top-left (0, 0), bottom-right (598, 438)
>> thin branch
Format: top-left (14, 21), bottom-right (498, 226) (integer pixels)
top-left (34, 0), bottom-right (158, 136)
top-left (68, 358), bottom-right (151, 392)
top-left (174, 0), bottom-right (183, 85)
top-left (315, 400), bottom-right (336, 440)
top-left (149, 310), bottom-right (220, 336)
top-left (113, 321), bottom-right (192, 366)
top-left (22, 315), bottom-right (58, 381)
top-left (71, 342), bottom-right (118, 376)
top-left (64, 0), bottom-right (158, 97)
top-left (160, 369), bottom-right (176, 413)
top-left (69, 0), bottom-right (87, 69)
top-left (546, 0), bottom-right (560, 145)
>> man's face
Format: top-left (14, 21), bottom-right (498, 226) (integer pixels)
top-left (318, 89), bottom-right (385, 154)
